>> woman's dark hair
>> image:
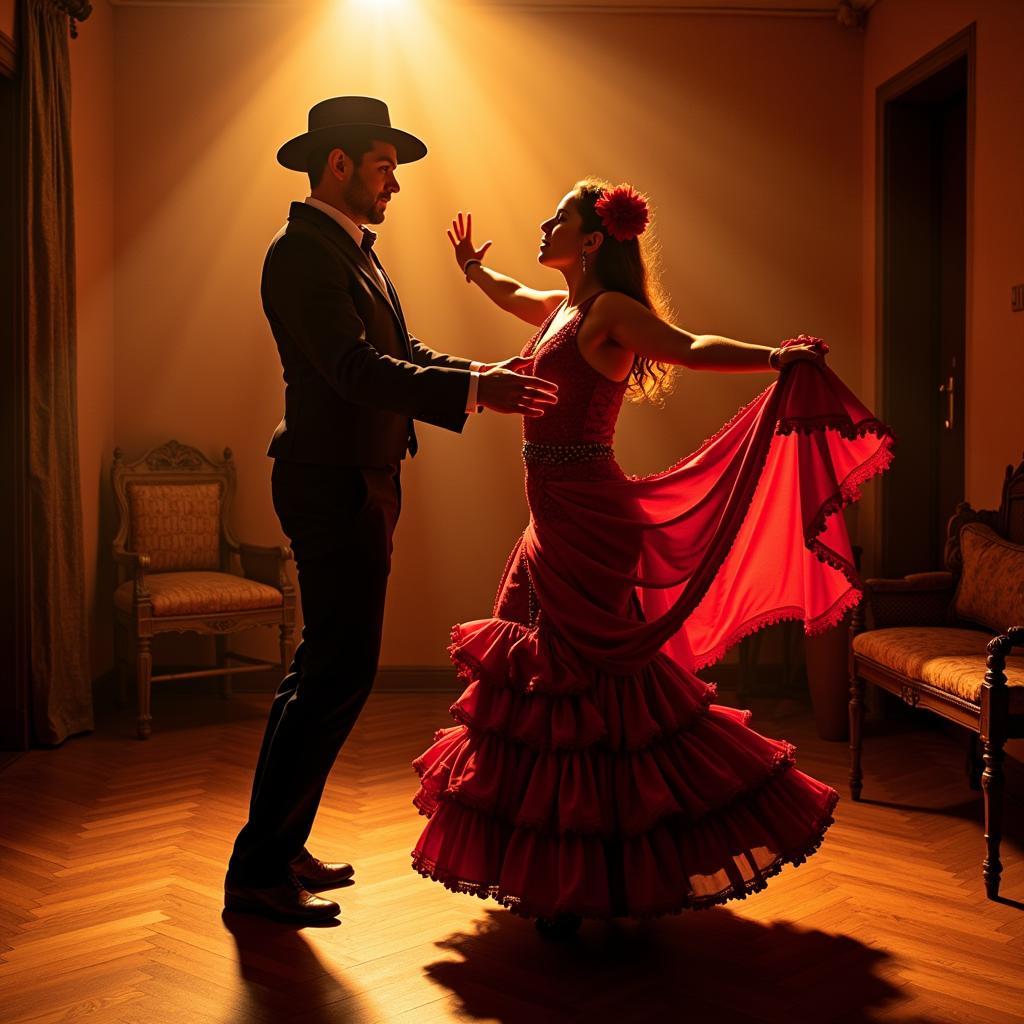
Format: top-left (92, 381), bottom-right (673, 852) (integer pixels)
top-left (572, 177), bottom-right (674, 403)
top-left (306, 130), bottom-right (378, 189)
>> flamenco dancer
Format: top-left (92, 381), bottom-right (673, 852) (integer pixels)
top-left (411, 179), bottom-right (895, 937)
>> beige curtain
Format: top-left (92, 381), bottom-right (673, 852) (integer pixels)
top-left (21, 0), bottom-right (93, 744)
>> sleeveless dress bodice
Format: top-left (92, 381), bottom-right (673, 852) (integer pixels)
top-left (520, 293), bottom-right (627, 448)
top-left (518, 294), bottom-right (630, 522)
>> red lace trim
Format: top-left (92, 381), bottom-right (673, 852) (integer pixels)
top-left (802, 431), bottom-right (896, 574)
top-left (410, 789), bottom-right (838, 921)
top-left (691, 590), bottom-right (861, 674)
top-left (776, 412), bottom-right (894, 442)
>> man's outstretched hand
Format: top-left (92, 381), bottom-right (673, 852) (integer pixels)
top-left (477, 365), bottom-right (558, 417)
top-left (485, 355), bottom-right (535, 375)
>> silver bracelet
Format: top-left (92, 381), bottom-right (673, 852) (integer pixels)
top-left (463, 258), bottom-right (483, 281)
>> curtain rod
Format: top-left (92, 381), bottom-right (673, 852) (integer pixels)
top-left (49, 0), bottom-right (93, 37)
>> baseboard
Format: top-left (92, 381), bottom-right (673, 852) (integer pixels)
top-left (232, 665), bottom-right (460, 694)
top-left (93, 664), bottom-right (460, 697)
top-left (89, 663), bottom-right (1024, 766)
top-left (92, 665), bottom-right (281, 700)
top-left (373, 666), bottom-right (460, 692)
top-left (94, 662), bottom-right (792, 698)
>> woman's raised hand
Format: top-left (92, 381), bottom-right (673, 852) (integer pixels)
top-left (447, 212), bottom-right (492, 272)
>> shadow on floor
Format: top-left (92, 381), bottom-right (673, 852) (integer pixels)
top-left (425, 907), bottom-right (938, 1024)
top-left (862, 793), bottom-right (1023, 840)
top-left (221, 909), bottom-right (370, 1024)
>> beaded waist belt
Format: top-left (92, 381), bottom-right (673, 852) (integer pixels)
top-left (522, 441), bottom-right (615, 465)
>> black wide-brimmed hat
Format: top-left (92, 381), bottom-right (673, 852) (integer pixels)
top-left (276, 96), bottom-right (427, 171)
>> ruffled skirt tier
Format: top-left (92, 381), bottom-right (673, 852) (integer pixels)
top-left (411, 618), bottom-right (838, 919)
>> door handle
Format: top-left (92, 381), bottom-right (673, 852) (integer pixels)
top-left (938, 374), bottom-right (955, 430)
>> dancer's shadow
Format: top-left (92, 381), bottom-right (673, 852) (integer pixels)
top-left (425, 908), bottom-right (937, 1024)
top-left (221, 909), bottom-right (368, 1023)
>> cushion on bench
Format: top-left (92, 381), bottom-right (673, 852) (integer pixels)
top-left (852, 627), bottom-right (1024, 710)
top-left (951, 523), bottom-right (1024, 633)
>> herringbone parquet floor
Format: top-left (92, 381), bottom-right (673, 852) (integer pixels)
top-left (1, 684), bottom-right (1022, 1024)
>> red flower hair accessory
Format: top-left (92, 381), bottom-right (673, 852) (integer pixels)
top-left (594, 185), bottom-right (650, 242)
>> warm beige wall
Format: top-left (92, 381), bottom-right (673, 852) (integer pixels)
top-left (70, 0), bottom-right (116, 680)
top-left (107, 2), bottom-right (864, 668)
top-left (860, 0), bottom-right (1024, 574)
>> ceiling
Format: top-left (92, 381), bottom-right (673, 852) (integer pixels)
top-left (468, 0), bottom-right (867, 10)
top-left (109, 0), bottom-right (877, 16)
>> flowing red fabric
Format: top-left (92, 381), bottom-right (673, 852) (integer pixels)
top-left (412, 297), bottom-right (895, 919)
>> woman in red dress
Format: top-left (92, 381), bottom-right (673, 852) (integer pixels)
top-left (411, 180), bottom-right (894, 936)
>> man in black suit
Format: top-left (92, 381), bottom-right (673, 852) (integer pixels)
top-left (225, 97), bottom-right (557, 922)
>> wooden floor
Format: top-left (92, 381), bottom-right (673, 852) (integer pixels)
top-left (1, 683), bottom-right (1022, 1024)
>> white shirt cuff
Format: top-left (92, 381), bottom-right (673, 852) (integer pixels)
top-left (466, 370), bottom-right (481, 414)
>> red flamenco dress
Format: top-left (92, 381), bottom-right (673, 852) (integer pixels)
top-left (412, 293), bottom-right (895, 919)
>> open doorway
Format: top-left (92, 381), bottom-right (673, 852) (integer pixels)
top-left (877, 27), bottom-right (972, 578)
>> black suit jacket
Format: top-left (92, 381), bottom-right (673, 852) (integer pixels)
top-left (263, 202), bottom-right (473, 466)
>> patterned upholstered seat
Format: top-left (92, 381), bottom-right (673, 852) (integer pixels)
top-left (115, 571), bottom-right (283, 618)
top-left (852, 627), bottom-right (1024, 712)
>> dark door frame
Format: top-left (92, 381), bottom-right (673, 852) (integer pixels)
top-left (874, 23), bottom-right (975, 576)
top-left (1, 23), bottom-right (31, 751)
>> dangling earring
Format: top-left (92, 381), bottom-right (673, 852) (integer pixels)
top-left (581, 250), bottom-right (588, 275)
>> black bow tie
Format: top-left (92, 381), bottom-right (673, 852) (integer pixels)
top-left (361, 229), bottom-right (377, 253)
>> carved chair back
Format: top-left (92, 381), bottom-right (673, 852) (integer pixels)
top-left (112, 440), bottom-right (241, 583)
top-left (1002, 457), bottom-right (1024, 545)
top-left (944, 452), bottom-right (1024, 576)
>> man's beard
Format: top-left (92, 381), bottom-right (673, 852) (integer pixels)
top-left (344, 177), bottom-right (385, 225)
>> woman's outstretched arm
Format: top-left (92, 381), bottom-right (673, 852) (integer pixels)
top-left (595, 292), bottom-right (820, 372)
top-left (449, 213), bottom-right (566, 327)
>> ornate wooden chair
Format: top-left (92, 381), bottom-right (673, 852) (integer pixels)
top-left (849, 452), bottom-right (1024, 899)
top-left (112, 440), bottom-right (295, 738)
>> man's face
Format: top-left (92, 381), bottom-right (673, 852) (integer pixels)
top-left (342, 141), bottom-right (400, 225)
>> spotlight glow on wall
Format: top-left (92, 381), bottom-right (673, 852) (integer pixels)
top-left (351, 0), bottom-right (411, 10)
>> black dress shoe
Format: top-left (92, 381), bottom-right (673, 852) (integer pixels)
top-left (224, 875), bottom-right (340, 922)
top-left (289, 849), bottom-right (355, 892)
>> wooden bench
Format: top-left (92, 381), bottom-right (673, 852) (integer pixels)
top-left (849, 452), bottom-right (1024, 899)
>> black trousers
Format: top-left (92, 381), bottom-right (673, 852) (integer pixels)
top-left (228, 459), bottom-right (401, 886)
